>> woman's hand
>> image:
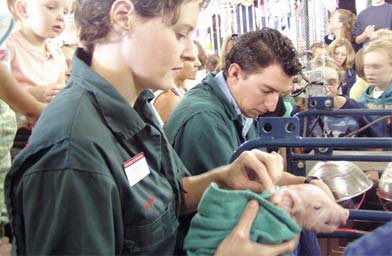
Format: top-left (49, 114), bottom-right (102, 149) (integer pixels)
top-left (222, 150), bottom-right (283, 194)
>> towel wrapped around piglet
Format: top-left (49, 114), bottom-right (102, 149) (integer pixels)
top-left (184, 183), bottom-right (348, 256)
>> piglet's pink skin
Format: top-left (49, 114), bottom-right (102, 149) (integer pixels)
top-left (269, 184), bottom-right (349, 233)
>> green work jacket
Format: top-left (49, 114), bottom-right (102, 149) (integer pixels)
top-left (5, 48), bottom-right (188, 255)
top-left (165, 73), bottom-right (258, 175)
top-left (165, 73), bottom-right (259, 253)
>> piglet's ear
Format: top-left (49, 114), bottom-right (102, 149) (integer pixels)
top-left (270, 188), bottom-right (302, 218)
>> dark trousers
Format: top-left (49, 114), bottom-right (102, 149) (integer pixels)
top-left (11, 127), bottom-right (31, 160)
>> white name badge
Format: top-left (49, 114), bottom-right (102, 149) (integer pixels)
top-left (123, 152), bottom-right (151, 187)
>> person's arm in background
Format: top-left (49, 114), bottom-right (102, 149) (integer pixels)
top-left (153, 90), bottom-right (181, 124)
top-left (0, 64), bottom-right (45, 126)
top-left (25, 84), bottom-right (63, 103)
top-left (352, 13), bottom-right (375, 45)
top-left (355, 25), bottom-right (375, 44)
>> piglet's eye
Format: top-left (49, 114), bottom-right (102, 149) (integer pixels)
top-left (313, 206), bottom-right (321, 210)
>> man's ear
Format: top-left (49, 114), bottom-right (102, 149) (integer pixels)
top-left (227, 63), bottom-right (243, 83)
top-left (110, 0), bottom-right (134, 34)
top-left (14, 0), bottom-right (28, 19)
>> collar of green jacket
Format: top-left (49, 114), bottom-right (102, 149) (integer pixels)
top-left (71, 48), bottom-right (153, 139)
top-left (198, 72), bottom-right (239, 121)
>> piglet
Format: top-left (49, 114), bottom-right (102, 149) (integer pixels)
top-left (270, 184), bottom-right (349, 233)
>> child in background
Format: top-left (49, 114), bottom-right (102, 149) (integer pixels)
top-left (310, 42), bottom-right (328, 59)
top-left (360, 40), bottom-right (392, 136)
top-left (360, 40), bottom-right (392, 108)
top-left (6, 0), bottom-right (69, 102)
top-left (6, 0), bottom-right (70, 154)
top-left (294, 57), bottom-right (382, 138)
top-left (324, 9), bottom-right (360, 52)
top-left (350, 49), bottom-right (369, 101)
top-left (350, 29), bottom-right (392, 101)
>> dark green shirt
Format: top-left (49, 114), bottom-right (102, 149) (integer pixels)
top-left (5, 48), bottom-right (188, 255)
top-left (164, 73), bottom-right (258, 253)
top-left (165, 73), bottom-right (258, 175)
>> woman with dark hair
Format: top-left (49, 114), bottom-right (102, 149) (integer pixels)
top-left (5, 1), bottom-right (296, 255)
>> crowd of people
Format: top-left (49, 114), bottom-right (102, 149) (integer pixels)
top-left (0, 0), bottom-right (391, 255)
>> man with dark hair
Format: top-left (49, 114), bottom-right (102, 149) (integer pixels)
top-left (166, 29), bottom-right (301, 175)
top-left (165, 28), bottom-right (331, 255)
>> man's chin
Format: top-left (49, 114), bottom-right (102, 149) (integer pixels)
top-left (245, 112), bottom-right (259, 119)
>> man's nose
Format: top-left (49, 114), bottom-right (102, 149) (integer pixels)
top-left (266, 92), bottom-right (280, 112)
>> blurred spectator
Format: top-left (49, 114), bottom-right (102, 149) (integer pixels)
top-left (205, 54), bottom-right (219, 74)
top-left (328, 38), bottom-right (357, 96)
top-left (215, 33), bottom-right (239, 72)
top-left (369, 28), bottom-right (392, 41)
top-left (350, 49), bottom-right (369, 101)
top-left (324, 9), bottom-right (360, 52)
top-left (311, 42), bottom-right (328, 59)
top-left (352, 0), bottom-right (392, 48)
top-left (153, 42), bottom-right (201, 125)
top-left (184, 40), bottom-right (207, 90)
top-left (294, 56), bottom-right (382, 138)
top-left (360, 39), bottom-right (392, 136)
top-left (60, 0), bottom-right (78, 83)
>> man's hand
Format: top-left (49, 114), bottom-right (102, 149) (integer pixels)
top-left (215, 200), bottom-right (298, 256)
top-left (223, 150), bottom-right (283, 194)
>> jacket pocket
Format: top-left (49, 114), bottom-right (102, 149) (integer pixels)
top-left (123, 201), bottom-right (179, 254)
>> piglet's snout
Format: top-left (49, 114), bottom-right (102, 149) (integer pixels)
top-left (330, 207), bottom-right (349, 228)
top-left (320, 207), bottom-right (349, 233)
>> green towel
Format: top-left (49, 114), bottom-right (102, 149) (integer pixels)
top-left (184, 183), bottom-right (301, 256)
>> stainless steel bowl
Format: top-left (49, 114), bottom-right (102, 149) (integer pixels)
top-left (308, 161), bottom-right (373, 202)
top-left (378, 162), bottom-right (392, 203)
